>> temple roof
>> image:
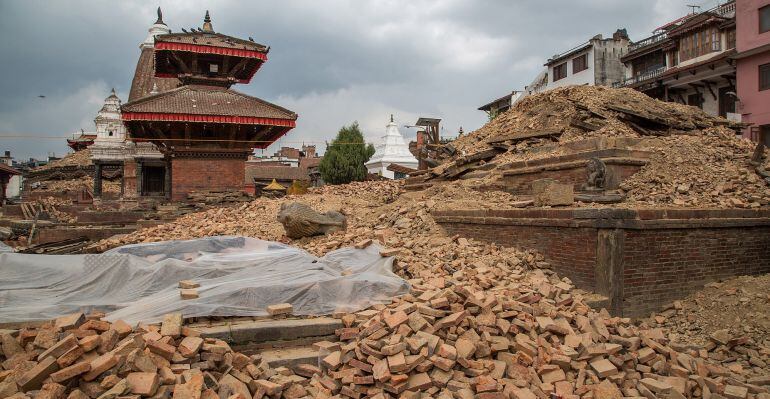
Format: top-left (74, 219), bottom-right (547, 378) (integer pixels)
top-left (0, 163), bottom-right (20, 176)
top-left (122, 85), bottom-right (297, 125)
top-left (128, 47), bottom-right (180, 102)
top-left (155, 32), bottom-right (268, 55)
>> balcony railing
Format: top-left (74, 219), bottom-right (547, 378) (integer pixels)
top-left (711, 1), bottom-right (735, 17)
top-left (628, 32), bottom-right (668, 53)
top-left (612, 65), bottom-right (667, 88)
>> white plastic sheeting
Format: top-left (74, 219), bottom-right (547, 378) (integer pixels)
top-left (0, 242), bottom-right (12, 253)
top-left (0, 236), bottom-right (409, 325)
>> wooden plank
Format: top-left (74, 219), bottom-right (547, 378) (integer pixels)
top-left (485, 128), bottom-right (562, 145)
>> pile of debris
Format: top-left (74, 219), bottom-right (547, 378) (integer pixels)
top-left (186, 189), bottom-right (253, 206)
top-left (647, 274), bottom-right (770, 378)
top-left (33, 177), bottom-right (121, 195)
top-left (33, 150), bottom-right (93, 172)
top-left (418, 85), bottom-right (769, 209)
top-left (0, 312), bottom-right (315, 399)
top-left (309, 273), bottom-right (770, 398)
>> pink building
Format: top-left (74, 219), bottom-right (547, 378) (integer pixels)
top-left (735, 0), bottom-right (770, 143)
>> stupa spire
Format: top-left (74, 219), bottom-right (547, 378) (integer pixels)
top-left (202, 10), bottom-right (214, 33)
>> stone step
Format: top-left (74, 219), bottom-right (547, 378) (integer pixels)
top-left (196, 317), bottom-right (342, 345)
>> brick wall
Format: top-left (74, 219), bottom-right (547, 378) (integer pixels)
top-left (434, 208), bottom-right (770, 317)
top-left (621, 227), bottom-right (770, 316)
top-left (170, 158), bottom-right (245, 201)
top-left (123, 160), bottom-right (137, 198)
top-left (439, 222), bottom-right (598, 289)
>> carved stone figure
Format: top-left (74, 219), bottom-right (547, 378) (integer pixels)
top-left (584, 157), bottom-right (606, 191)
top-left (277, 202), bottom-right (347, 239)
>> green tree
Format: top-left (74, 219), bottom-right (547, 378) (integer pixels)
top-left (319, 122), bottom-right (376, 185)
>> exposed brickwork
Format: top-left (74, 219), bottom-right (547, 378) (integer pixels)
top-left (503, 163), bottom-right (642, 195)
top-left (621, 227), bottom-right (770, 316)
top-left (36, 226), bottom-right (136, 245)
top-left (434, 209), bottom-right (770, 317)
top-left (123, 160), bottom-right (137, 198)
top-left (170, 158), bottom-right (245, 201)
top-left (439, 222), bottom-right (598, 289)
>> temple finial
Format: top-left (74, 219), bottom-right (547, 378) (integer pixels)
top-left (390, 114), bottom-right (394, 123)
top-left (202, 10), bottom-right (213, 32)
top-left (155, 7), bottom-right (165, 25)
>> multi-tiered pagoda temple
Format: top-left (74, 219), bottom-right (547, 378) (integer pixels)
top-left (120, 9), bottom-right (297, 200)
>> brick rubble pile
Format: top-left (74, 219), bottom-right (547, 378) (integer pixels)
top-left (0, 312), bottom-right (319, 399)
top-left (33, 150), bottom-right (93, 171)
top-left (428, 85), bottom-right (770, 209)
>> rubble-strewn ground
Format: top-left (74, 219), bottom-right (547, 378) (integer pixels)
top-left (33, 149), bottom-right (92, 171)
top-left (648, 274), bottom-right (770, 378)
top-left (31, 176), bottom-right (121, 194)
top-left (430, 86), bottom-right (770, 209)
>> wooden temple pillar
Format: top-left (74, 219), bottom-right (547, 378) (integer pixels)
top-left (93, 161), bottom-right (103, 198)
top-left (164, 157), bottom-right (172, 200)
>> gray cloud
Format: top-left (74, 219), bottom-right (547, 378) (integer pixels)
top-left (0, 0), bottom-right (706, 159)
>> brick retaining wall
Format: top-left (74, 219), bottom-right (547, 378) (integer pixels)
top-left (171, 158), bottom-right (245, 201)
top-left (434, 208), bottom-right (770, 317)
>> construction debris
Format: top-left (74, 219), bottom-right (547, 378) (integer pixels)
top-left (414, 86), bottom-right (769, 209)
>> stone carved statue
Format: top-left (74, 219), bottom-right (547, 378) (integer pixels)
top-left (277, 202), bottom-right (347, 239)
top-left (584, 157), bottom-right (606, 191)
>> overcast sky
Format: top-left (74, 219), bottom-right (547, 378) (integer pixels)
top-left (0, 0), bottom-right (721, 160)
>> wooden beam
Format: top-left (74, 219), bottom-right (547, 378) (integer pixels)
top-left (227, 58), bottom-right (249, 79)
top-left (227, 124), bottom-right (238, 149)
top-left (170, 52), bottom-right (191, 74)
top-left (222, 56), bottom-right (231, 75)
top-left (184, 123), bottom-right (191, 148)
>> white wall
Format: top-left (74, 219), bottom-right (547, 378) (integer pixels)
top-left (546, 48), bottom-right (595, 90)
top-left (6, 175), bottom-right (22, 198)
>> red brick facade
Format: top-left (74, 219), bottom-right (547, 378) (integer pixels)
top-left (434, 208), bottom-right (770, 317)
top-left (170, 157), bottom-right (245, 201)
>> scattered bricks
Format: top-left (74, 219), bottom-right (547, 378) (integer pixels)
top-left (639, 378), bottom-right (673, 394)
top-left (322, 351), bottom-right (342, 370)
top-left (379, 247), bottom-right (401, 257)
top-left (82, 353), bottom-right (118, 381)
top-left (1, 333), bottom-right (23, 358)
top-left (372, 358), bottom-right (391, 382)
top-left (637, 347), bottom-right (656, 363)
top-left (388, 352), bottom-right (407, 373)
top-left (54, 313), bottom-right (85, 331)
top-left (97, 329), bottom-right (118, 354)
top-left (295, 364), bottom-right (322, 378)
top-left (354, 239), bottom-right (373, 249)
top-left (313, 341), bottom-right (341, 352)
top-left (111, 320), bottom-right (132, 338)
top-left (266, 303), bottom-right (293, 316)
top-left (79, 320), bottom-right (111, 333)
top-left (37, 382), bottom-right (66, 399)
top-left (218, 374), bottom-right (252, 399)
top-left (79, 335), bottom-right (101, 352)
top-left (147, 339), bottom-right (176, 360)
top-left (179, 280), bottom-right (200, 289)
top-left (34, 329), bottom-right (58, 349)
top-left (38, 334), bottom-right (79, 361)
top-left (56, 345), bottom-right (84, 368)
top-left (406, 372), bottom-right (433, 391)
top-left (160, 313), bottom-right (183, 338)
top-left (540, 367), bottom-right (567, 383)
top-left (126, 372), bottom-right (160, 396)
top-left (724, 385), bottom-right (749, 399)
top-left (510, 387), bottom-right (538, 399)
top-left (384, 311), bottom-right (409, 329)
top-left (50, 361), bottom-right (91, 383)
top-left (178, 337), bottom-right (204, 358)
top-left (180, 289), bottom-right (199, 300)
top-left (590, 358), bottom-right (618, 378)
top-left (254, 379), bottom-right (283, 396)
top-left (127, 349), bottom-right (157, 373)
top-left (17, 356), bottom-right (59, 391)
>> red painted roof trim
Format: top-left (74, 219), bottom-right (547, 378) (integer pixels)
top-left (155, 42), bottom-right (268, 61)
top-left (122, 112), bottom-right (296, 127)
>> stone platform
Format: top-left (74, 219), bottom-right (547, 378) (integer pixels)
top-left (434, 207), bottom-right (770, 317)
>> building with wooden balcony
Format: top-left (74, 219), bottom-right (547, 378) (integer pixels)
top-left (616, 2), bottom-right (738, 120)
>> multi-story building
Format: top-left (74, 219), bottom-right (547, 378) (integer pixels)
top-left (735, 0), bottom-right (770, 143)
top-left (544, 29), bottom-right (630, 90)
top-left (616, 2), bottom-right (738, 119)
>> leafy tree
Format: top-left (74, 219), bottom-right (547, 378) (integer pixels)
top-left (319, 122), bottom-right (376, 185)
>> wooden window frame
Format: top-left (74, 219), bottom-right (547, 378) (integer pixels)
top-left (760, 63), bottom-right (770, 91)
top-left (553, 62), bottom-right (567, 81)
top-left (572, 54), bottom-right (588, 73)
top-left (761, 5), bottom-right (770, 34)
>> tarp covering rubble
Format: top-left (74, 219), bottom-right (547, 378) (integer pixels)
top-left (0, 236), bottom-right (409, 324)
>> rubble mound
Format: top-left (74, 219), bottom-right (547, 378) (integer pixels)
top-left (648, 274), bottom-right (770, 378)
top-left (426, 85), bottom-right (770, 209)
top-left (33, 149), bottom-right (93, 171)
